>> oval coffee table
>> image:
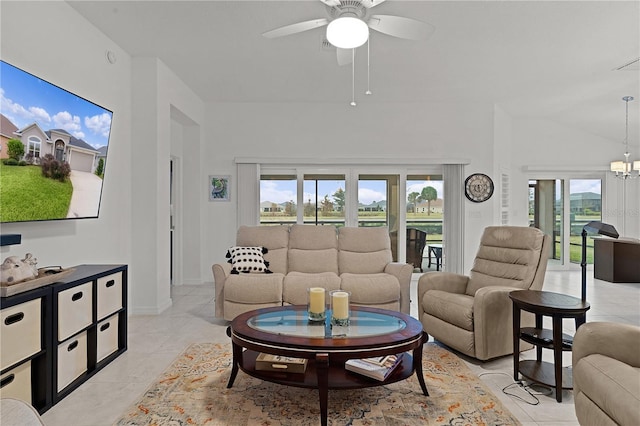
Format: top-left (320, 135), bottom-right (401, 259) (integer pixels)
top-left (227, 305), bottom-right (429, 426)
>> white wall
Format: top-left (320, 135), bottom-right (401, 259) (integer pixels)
top-left (130, 58), bottom-right (204, 314)
top-left (1, 2), bottom-right (133, 273)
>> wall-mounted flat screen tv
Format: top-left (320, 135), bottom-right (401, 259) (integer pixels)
top-left (0, 60), bottom-right (112, 223)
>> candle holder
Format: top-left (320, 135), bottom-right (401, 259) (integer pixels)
top-left (307, 287), bottom-right (326, 323)
top-left (330, 290), bottom-right (350, 327)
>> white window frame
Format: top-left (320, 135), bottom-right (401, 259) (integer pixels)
top-left (28, 136), bottom-right (41, 157)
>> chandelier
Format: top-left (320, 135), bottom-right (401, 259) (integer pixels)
top-left (610, 96), bottom-right (640, 178)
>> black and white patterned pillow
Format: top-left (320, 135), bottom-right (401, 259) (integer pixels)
top-left (226, 246), bottom-right (272, 274)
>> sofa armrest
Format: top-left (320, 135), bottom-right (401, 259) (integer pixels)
top-left (472, 286), bottom-right (520, 360)
top-left (384, 262), bottom-right (414, 314)
top-left (573, 322), bottom-right (640, 369)
top-left (212, 262), bottom-right (232, 318)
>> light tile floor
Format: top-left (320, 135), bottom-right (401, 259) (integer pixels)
top-left (41, 269), bottom-right (639, 426)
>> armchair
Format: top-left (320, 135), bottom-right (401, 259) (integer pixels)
top-left (417, 226), bottom-right (551, 360)
top-left (573, 322), bottom-right (640, 426)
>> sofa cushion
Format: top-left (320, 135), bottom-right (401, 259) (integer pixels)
top-left (237, 225), bottom-right (289, 274)
top-left (466, 226), bottom-right (545, 296)
top-left (422, 290), bottom-right (475, 331)
top-left (574, 353), bottom-right (640, 426)
top-left (288, 225), bottom-right (339, 274)
top-left (224, 273), bottom-right (284, 304)
top-left (283, 272), bottom-right (341, 305)
top-left (340, 273), bottom-right (400, 305)
top-left (226, 246), bottom-right (271, 274)
top-left (338, 227), bottom-right (392, 274)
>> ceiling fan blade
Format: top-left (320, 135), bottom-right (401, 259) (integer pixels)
top-left (319, 0), bottom-right (341, 6)
top-left (368, 15), bottom-right (435, 40)
top-left (361, 0), bottom-right (386, 8)
top-left (336, 48), bottom-right (353, 66)
top-left (262, 18), bottom-right (329, 38)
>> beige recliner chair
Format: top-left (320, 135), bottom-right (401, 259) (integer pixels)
top-left (417, 226), bottom-right (551, 360)
top-left (572, 322), bottom-right (640, 426)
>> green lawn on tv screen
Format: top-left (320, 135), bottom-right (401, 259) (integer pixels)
top-left (0, 164), bottom-right (72, 222)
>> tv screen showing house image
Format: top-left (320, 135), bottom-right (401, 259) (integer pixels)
top-left (0, 60), bottom-right (112, 223)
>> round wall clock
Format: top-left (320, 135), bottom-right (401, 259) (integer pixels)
top-left (465, 173), bottom-right (494, 203)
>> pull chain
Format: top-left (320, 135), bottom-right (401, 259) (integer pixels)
top-left (350, 48), bottom-right (356, 106)
top-left (366, 38), bottom-right (372, 95)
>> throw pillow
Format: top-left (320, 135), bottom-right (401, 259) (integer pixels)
top-left (226, 246), bottom-right (272, 274)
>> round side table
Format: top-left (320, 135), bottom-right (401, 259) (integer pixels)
top-left (509, 290), bottom-right (590, 402)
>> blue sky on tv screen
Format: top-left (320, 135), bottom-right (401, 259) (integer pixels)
top-left (1, 61), bottom-right (112, 149)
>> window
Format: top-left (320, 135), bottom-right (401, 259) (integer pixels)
top-left (28, 136), bottom-right (41, 158)
top-left (357, 177), bottom-right (390, 228)
top-left (260, 175), bottom-right (297, 225)
top-left (407, 175), bottom-right (444, 244)
top-left (570, 179), bottom-right (602, 264)
top-left (303, 175), bottom-right (345, 226)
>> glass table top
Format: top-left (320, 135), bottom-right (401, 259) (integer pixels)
top-left (247, 308), bottom-right (406, 339)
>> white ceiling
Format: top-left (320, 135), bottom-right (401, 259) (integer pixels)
top-left (68, 0), bottom-right (639, 143)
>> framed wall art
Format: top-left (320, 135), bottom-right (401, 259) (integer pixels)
top-left (209, 175), bottom-right (230, 202)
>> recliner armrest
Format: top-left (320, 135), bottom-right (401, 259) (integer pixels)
top-left (417, 272), bottom-right (469, 303)
top-left (573, 322), bottom-right (640, 369)
top-left (472, 286), bottom-right (519, 360)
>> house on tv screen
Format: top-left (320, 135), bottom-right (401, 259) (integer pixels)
top-left (1, 114), bottom-right (104, 174)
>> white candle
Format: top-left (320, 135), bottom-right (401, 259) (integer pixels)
top-left (332, 291), bottom-right (349, 320)
top-left (308, 287), bottom-right (325, 314)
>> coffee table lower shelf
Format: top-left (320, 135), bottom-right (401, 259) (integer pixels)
top-left (239, 349), bottom-right (414, 389)
top-left (518, 360), bottom-right (573, 389)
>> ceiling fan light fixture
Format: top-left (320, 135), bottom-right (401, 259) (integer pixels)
top-left (326, 17), bottom-right (369, 49)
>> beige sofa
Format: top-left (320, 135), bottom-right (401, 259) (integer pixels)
top-left (417, 226), bottom-right (551, 360)
top-left (572, 322), bottom-right (640, 426)
top-left (213, 225), bottom-right (413, 321)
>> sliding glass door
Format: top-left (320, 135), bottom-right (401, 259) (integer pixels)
top-left (529, 177), bottom-right (602, 266)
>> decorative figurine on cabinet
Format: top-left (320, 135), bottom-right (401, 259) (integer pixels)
top-left (1, 253), bottom-right (38, 284)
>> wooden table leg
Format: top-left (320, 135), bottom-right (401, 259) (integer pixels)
top-left (512, 301), bottom-right (521, 381)
top-left (552, 315), bottom-right (563, 402)
top-left (535, 313), bottom-right (543, 361)
top-left (575, 314), bottom-right (586, 330)
top-left (227, 327), bottom-right (240, 389)
top-left (316, 353), bottom-right (329, 426)
top-left (414, 332), bottom-right (429, 396)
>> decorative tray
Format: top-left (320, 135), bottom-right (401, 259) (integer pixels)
top-left (1, 267), bottom-right (75, 297)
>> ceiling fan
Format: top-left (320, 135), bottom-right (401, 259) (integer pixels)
top-left (262, 0), bottom-right (435, 105)
top-left (262, 0), bottom-right (435, 64)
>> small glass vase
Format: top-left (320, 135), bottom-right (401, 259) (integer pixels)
top-left (330, 290), bottom-right (350, 327)
top-left (307, 287), bottom-right (326, 323)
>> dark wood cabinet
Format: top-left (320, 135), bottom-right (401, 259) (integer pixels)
top-left (594, 238), bottom-right (640, 283)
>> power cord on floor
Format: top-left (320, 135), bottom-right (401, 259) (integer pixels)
top-left (478, 372), bottom-right (552, 405)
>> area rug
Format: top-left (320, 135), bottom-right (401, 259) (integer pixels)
top-left (114, 342), bottom-right (520, 426)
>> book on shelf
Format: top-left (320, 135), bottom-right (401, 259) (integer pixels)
top-left (345, 354), bottom-right (401, 381)
top-left (255, 353), bottom-right (308, 373)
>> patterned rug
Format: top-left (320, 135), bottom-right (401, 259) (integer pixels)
top-left (114, 342), bottom-right (520, 426)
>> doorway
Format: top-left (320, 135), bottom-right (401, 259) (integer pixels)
top-left (169, 157), bottom-right (181, 285)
